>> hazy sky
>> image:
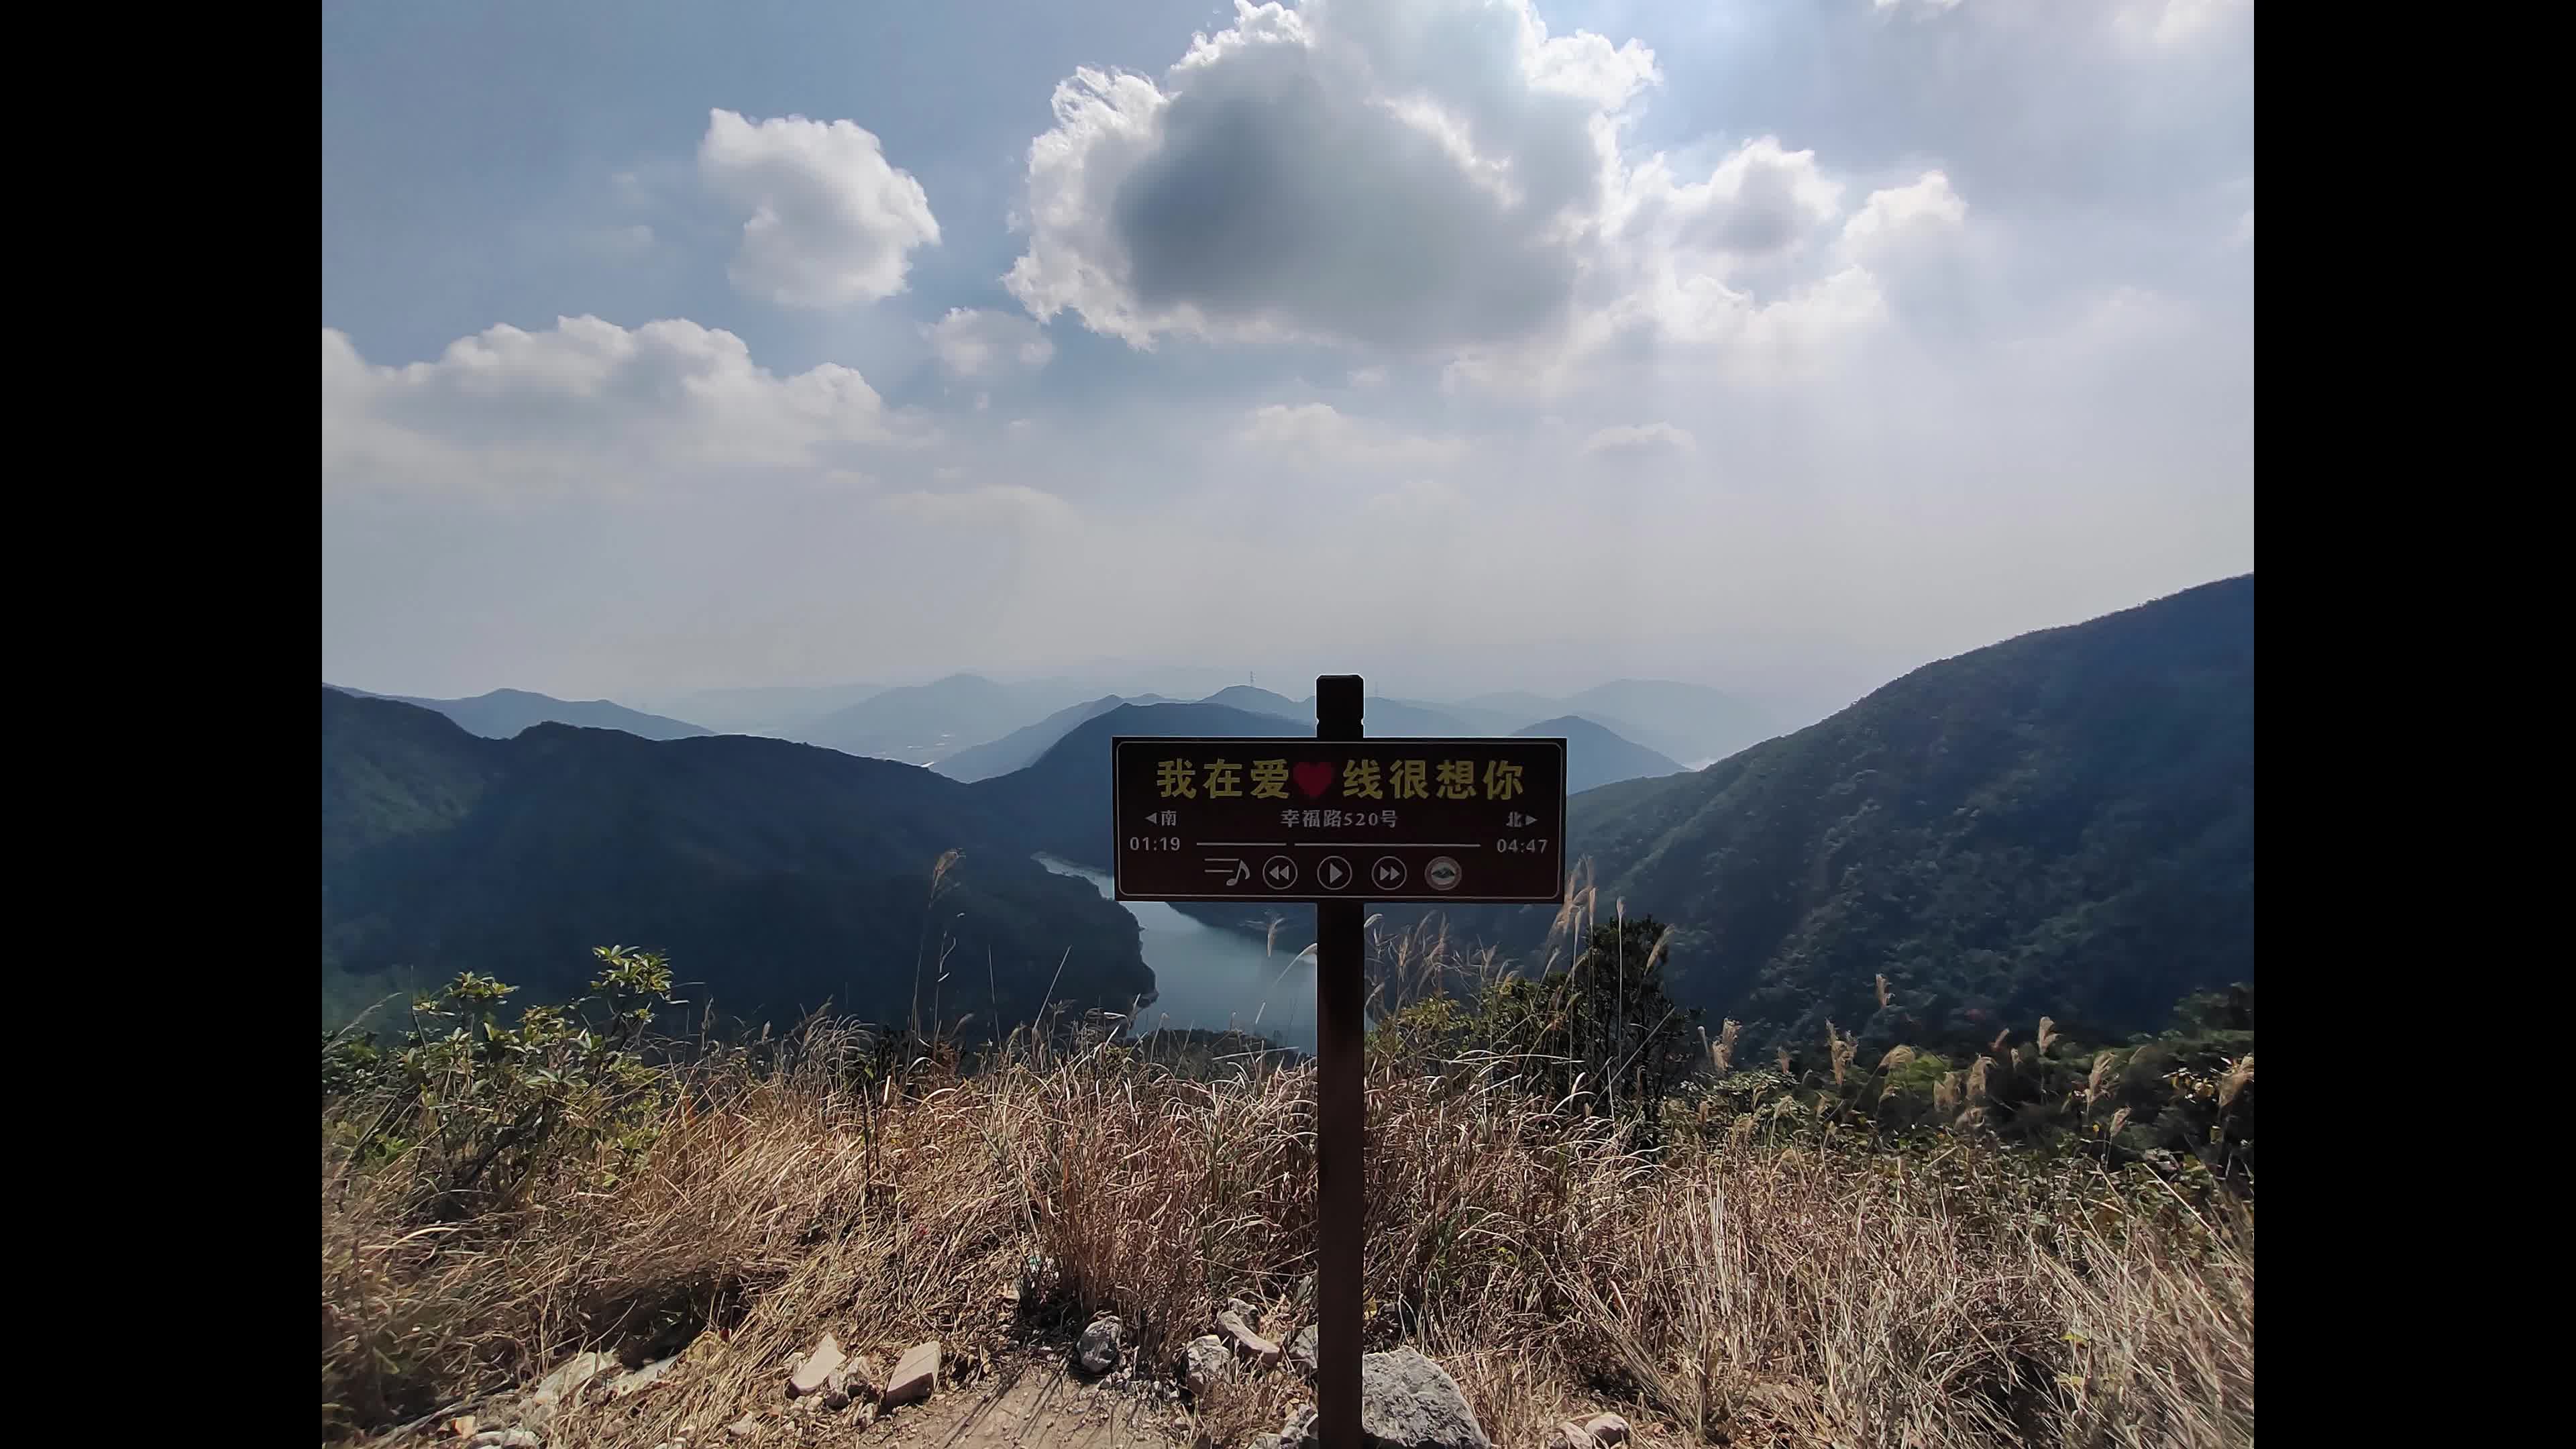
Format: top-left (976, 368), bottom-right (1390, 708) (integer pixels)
top-left (322, 0), bottom-right (2252, 712)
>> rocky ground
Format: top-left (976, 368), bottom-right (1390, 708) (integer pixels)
top-left (402, 1292), bottom-right (1642, 1449)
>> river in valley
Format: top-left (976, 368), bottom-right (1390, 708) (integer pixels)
top-left (1036, 853), bottom-right (1320, 1052)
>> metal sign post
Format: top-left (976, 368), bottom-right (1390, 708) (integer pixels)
top-left (1312, 675), bottom-right (1364, 1449)
top-left (1110, 676), bottom-right (1567, 1447)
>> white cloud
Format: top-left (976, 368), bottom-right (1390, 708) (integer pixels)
top-left (877, 483), bottom-right (1079, 531)
top-left (2075, 286), bottom-right (2195, 347)
top-left (1000, 0), bottom-right (1989, 396)
top-left (1618, 138), bottom-right (1844, 265)
top-left (321, 0), bottom-right (2252, 706)
top-left (698, 109), bottom-right (940, 309)
top-left (323, 315), bottom-right (902, 496)
top-left (2228, 208), bottom-right (2253, 249)
top-left (1581, 422), bottom-right (1699, 460)
top-left (1005, 0), bottom-right (1656, 352)
top-left (1238, 402), bottom-right (1466, 468)
top-left (1840, 170), bottom-right (1968, 255)
top-left (2009, 285), bottom-right (2200, 372)
top-left (926, 307), bottom-right (1056, 380)
top-left (2115, 0), bottom-right (2252, 52)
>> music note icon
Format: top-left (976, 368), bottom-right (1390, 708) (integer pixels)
top-left (1205, 857), bottom-right (1251, 887)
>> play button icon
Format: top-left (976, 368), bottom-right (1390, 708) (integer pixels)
top-left (1317, 856), bottom-right (1352, 891)
top-left (1263, 855), bottom-right (1297, 890)
top-left (1371, 857), bottom-right (1407, 891)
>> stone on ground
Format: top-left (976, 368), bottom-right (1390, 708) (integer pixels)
top-left (1078, 1315), bottom-right (1127, 1375)
top-left (824, 1354), bottom-right (880, 1409)
top-left (786, 1332), bottom-right (846, 1397)
top-left (1183, 1334), bottom-right (1233, 1398)
top-left (468, 1432), bottom-right (541, 1448)
top-left (522, 1350), bottom-right (616, 1428)
top-left (1287, 1324), bottom-right (1319, 1377)
top-left (1581, 1411), bottom-right (1632, 1446)
top-left (882, 1340), bottom-right (941, 1407)
top-left (1280, 1348), bottom-right (1491, 1449)
top-left (1217, 1306), bottom-right (1283, 1366)
top-left (610, 1355), bottom-right (677, 1398)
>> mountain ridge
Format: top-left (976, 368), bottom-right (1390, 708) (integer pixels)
top-left (1463, 575), bottom-right (2255, 1050)
top-left (321, 689), bottom-right (1151, 1036)
top-left (325, 684), bottom-right (713, 742)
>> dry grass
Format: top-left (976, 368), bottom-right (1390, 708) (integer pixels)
top-left (323, 1016), bottom-right (2251, 1449)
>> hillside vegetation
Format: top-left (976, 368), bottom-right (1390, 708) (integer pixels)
top-left (1553, 576), bottom-right (2251, 1052)
top-left (321, 689), bottom-right (1149, 1035)
top-left (323, 932), bottom-right (2251, 1449)
top-left (1329, 577), bottom-right (2252, 1058)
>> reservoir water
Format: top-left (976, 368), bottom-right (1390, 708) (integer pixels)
top-left (1036, 853), bottom-right (1320, 1052)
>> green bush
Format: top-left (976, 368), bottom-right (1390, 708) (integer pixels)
top-left (323, 945), bottom-right (682, 1218)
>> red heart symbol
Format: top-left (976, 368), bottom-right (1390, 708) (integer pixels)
top-left (1292, 761), bottom-right (1336, 798)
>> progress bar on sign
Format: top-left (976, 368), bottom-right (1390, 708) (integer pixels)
top-left (1293, 842), bottom-right (1483, 848)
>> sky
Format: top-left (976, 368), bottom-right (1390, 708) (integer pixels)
top-left (321, 0), bottom-right (2253, 716)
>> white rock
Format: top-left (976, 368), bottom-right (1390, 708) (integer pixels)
top-left (1581, 1411), bottom-right (1632, 1446)
top-left (881, 1340), bottom-right (941, 1407)
top-left (787, 1332), bottom-right (845, 1397)
top-left (521, 1350), bottom-right (615, 1428)
top-left (611, 1355), bottom-right (678, 1398)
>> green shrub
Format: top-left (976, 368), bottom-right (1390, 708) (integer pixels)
top-left (324, 946), bottom-right (682, 1218)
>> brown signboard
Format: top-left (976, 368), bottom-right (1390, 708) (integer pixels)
top-left (1112, 736), bottom-right (1568, 904)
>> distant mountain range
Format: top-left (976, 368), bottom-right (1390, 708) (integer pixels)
top-left (324, 685), bottom-right (712, 741)
top-left (1465, 681), bottom-right (1774, 764)
top-left (647, 682), bottom-right (888, 737)
top-left (1197, 686), bottom-right (1305, 718)
top-left (346, 674), bottom-right (1772, 782)
top-left (321, 690), bottom-right (1149, 1035)
top-left (930, 688), bottom-right (1683, 792)
top-left (971, 702), bottom-right (1303, 863)
top-left (1515, 716), bottom-right (1685, 794)
top-left (322, 577), bottom-right (2250, 1058)
top-left (779, 674), bottom-right (1099, 767)
top-left (931, 694), bottom-right (1175, 782)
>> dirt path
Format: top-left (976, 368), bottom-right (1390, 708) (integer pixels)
top-left (856, 1356), bottom-right (1195, 1449)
